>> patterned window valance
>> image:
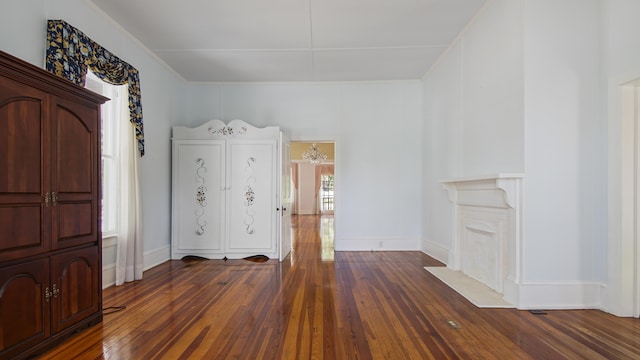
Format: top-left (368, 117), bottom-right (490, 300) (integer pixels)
top-left (45, 19), bottom-right (145, 156)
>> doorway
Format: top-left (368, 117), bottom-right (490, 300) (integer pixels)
top-left (289, 141), bottom-right (336, 258)
top-left (289, 142), bottom-right (336, 216)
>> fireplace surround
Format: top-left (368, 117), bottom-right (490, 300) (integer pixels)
top-left (441, 174), bottom-right (523, 305)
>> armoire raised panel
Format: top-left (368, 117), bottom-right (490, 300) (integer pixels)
top-left (173, 140), bottom-right (226, 256)
top-left (0, 50), bottom-right (106, 360)
top-left (172, 119), bottom-right (285, 260)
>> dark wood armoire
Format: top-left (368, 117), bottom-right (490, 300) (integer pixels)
top-left (0, 50), bottom-right (107, 359)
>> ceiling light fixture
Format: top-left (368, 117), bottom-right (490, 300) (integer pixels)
top-left (302, 143), bottom-right (327, 164)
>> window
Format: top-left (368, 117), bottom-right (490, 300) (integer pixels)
top-left (321, 174), bottom-right (334, 211)
top-left (85, 72), bottom-right (127, 238)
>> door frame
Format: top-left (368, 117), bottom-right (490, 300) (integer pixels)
top-left (615, 80), bottom-right (640, 317)
top-left (291, 138), bottom-right (339, 249)
top-left (278, 132), bottom-right (292, 261)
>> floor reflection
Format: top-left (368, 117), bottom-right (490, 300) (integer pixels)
top-left (320, 215), bottom-right (334, 261)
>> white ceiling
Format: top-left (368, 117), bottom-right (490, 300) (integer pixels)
top-left (90, 0), bottom-right (486, 82)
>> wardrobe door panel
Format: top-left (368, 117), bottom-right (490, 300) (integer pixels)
top-left (226, 140), bottom-right (277, 255)
top-left (0, 78), bottom-right (50, 261)
top-left (51, 99), bottom-right (99, 250)
top-left (0, 258), bottom-right (50, 359)
top-left (50, 246), bottom-right (100, 333)
top-left (172, 140), bottom-right (226, 259)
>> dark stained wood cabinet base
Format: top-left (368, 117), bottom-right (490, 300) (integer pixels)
top-left (0, 50), bottom-right (107, 360)
top-left (11, 311), bottom-right (103, 360)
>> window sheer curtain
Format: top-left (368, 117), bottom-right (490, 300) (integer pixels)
top-left (45, 19), bottom-right (144, 285)
top-left (117, 105), bottom-right (143, 285)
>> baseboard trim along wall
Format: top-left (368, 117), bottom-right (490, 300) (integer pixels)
top-left (102, 244), bottom-right (171, 289)
top-left (334, 237), bottom-right (420, 251)
top-left (515, 282), bottom-right (603, 310)
top-left (144, 245), bottom-right (171, 272)
top-left (421, 240), bottom-right (449, 265)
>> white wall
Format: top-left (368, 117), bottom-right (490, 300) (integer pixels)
top-left (421, 40), bottom-right (464, 262)
top-left (183, 82), bottom-right (423, 251)
top-left (602, 0), bottom-right (640, 316)
top-left (461, 0), bottom-right (524, 175)
top-left (423, 0), bottom-right (608, 309)
top-left (522, 0), bottom-right (604, 306)
top-left (422, 0), bottom-right (524, 262)
top-left (0, 0), bottom-right (186, 285)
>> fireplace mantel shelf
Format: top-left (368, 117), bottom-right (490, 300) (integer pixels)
top-left (440, 174), bottom-right (524, 209)
top-left (440, 173), bottom-right (524, 183)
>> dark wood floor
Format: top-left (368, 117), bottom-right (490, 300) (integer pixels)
top-left (39, 215), bottom-right (640, 359)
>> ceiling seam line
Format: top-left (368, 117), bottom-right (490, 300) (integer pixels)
top-left (308, 0), bottom-right (316, 80)
top-left (152, 45), bottom-right (450, 53)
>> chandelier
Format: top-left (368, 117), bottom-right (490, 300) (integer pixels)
top-left (302, 143), bottom-right (327, 163)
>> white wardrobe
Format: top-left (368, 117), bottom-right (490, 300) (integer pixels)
top-left (171, 119), bottom-right (291, 261)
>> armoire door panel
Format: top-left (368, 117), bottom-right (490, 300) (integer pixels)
top-left (0, 96), bottom-right (45, 195)
top-left (278, 133), bottom-right (292, 261)
top-left (0, 78), bottom-right (50, 261)
top-left (0, 258), bottom-right (50, 359)
top-left (50, 246), bottom-right (100, 333)
top-left (54, 104), bottom-right (96, 194)
top-left (50, 99), bottom-right (98, 250)
top-left (226, 141), bottom-right (277, 253)
top-left (0, 204), bottom-right (46, 261)
top-left (172, 141), bottom-right (225, 257)
top-left (53, 202), bottom-right (94, 249)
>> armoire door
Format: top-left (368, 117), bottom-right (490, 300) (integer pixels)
top-left (50, 246), bottom-right (100, 333)
top-left (0, 258), bottom-right (50, 359)
top-left (0, 76), bottom-right (50, 262)
top-left (172, 140), bottom-right (226, 259)
top-left (279, 132), bottom-right (292, 261)
top-left (225, 139), bottom-right (278, 257)
top-left (50, 97), bottom-right (100, 251)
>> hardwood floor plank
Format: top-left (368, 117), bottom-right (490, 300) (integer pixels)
top-left (36, 215), bottom-right (640, 359)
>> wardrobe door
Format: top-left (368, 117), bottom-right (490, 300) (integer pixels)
top-left (225, 139), bottom-right (278, 257)
top-left (0, 258), bottom-right (50, 359)
top-left (0, 77), bottom-right (50, 261)
top-left (50, 246), bottom-right (100, 333)
top-left (171, 140), bottom-right (226, 259)
top-left (50, 97), bottom-right (100, 251)
top-left (278, 132), bottom-right (292, 261)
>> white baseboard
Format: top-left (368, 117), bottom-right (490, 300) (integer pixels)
top-left (144, 245), bottom-right (171, 271)
top-left (335, 237), bottom-right (419, 251)
top-left (102, 238), bottom-right (117, 289)
top-left (502, 276), bottom-right (518, 306)
top-left (421, 240), bottom-right (449, 264)
top-left (102, 245), bottom-right (170, 289)
top-left (515, 282), bottom-right (603, 310)
top-left (102, 264), bottom-right (116, 289)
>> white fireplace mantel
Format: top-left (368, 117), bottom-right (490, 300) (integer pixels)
top-left (441, 173), bottom-right (523, 209)
top-left (440, 174), bottom-right (523, 306)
